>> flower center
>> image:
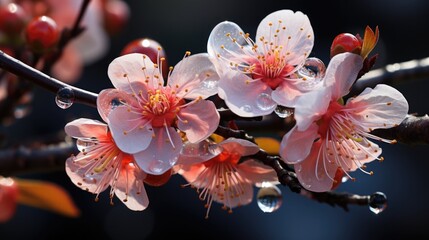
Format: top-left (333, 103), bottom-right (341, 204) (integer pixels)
top-left (141, 87), bottom-right (182, 128)
top-left (247, 48), bottom-right (295, 89)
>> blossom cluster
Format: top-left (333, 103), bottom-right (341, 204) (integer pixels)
top-left (65, 9), bottom-right (409, 216)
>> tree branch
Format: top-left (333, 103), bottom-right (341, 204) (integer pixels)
top-left (0, 141), bottom-right (76, 176)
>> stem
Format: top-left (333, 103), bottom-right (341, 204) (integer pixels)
top-left (0, 50), bottom-right (97, 107)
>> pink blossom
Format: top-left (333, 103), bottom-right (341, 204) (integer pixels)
top-left (97, 53), bottom-right (220, 175)
top-left (177, 138), bottom-right (278, 218)
top-left (208, 9), bottom-right (315, 117)
top-left (280, 53), bottom-right (409, 192)
top-left (65, 118), bottom-right (149, 211)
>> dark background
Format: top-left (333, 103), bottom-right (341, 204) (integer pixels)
top-left (2, 0), bottom-right (429, 239)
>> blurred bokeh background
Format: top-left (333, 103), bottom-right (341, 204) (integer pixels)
top-left (2, 0), bottom-right (429, 239)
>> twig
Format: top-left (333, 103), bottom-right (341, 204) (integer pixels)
top-left (0, 50), bottom-right (97, 107)
top-left (0, 141), bottom-right (76, 176)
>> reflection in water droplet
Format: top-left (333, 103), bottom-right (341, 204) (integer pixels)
top-left (182, 140), bottom-right (210, 156)
top-left (55, 87), bottom-right (75, 109)
top-left (274, 105), bottom-right (293, 118)
top-left (369, 192), bottom-right (387, 214)
top-left (256, 93), bottom-right (276, 111)
top-left (148, 160), bottom-right (166, 174)
top-left (240, 105), bottom-right (252, 112)
top-left (208, 144), bottom-right (223, 155)
top-left (297, 57), bottom-right (326, 91)
top-left (202, 79), bottom-right (218, 90)
top-left (110, 98), bottom-right (123, 110)
top-left (341, 176), bottom-right (349, 183)
top-left (76, 138), bottom-right (98, 151)
top-left (257, 182), bottom-right (282, 213)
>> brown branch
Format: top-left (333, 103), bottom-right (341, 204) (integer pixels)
top-left (0, 141), bottom-right (76, 176)
top-left (372, 114), bottom-right (429, 144)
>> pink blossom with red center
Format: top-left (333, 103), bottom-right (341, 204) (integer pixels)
top-left (208, 9), bottom-right (315, 117)
top-left (280, 53), bottom-right (409, 192)
top-left (97, 53), bottom-right (220, 176)
top-left (177, 138), bottom-right (278, 218)
top-left (65, 118), bottom-right (149, 211)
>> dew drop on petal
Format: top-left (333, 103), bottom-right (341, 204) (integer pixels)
top-left (202, 79), bottom-right (218, 90)
top-left (181, 140), bottom-right (210, 156)
top-left (257, 182), bottom-right (282, 213)
top-left (148, 159), bottom-right (168, 174)
top-left (369, 192), bottom-right (387, 215)
top-left (55, 87), bottom-right (75, 109)
top-left (256, 93), bottom-right (276, 111)
top-left (110, 97), bottom-right (123, 110)
top-left (297, 57), bottom-right (326, 91)
top-left (240, 105), bottom-right (253, 112)
top-left (208, 144), bottom-right (223, 155)
top-left (274, 105), bottom-right (293, 118)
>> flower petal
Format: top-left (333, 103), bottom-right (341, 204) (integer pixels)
top-left (65, 118), bottom-right (107, 138)
top-left (271, 81), bottom-right (305, 108)
top-left (133, 127), bottom-right (182, 175)
top-left (212, 181), bottom-right (253, 208)
top-left (218, 70), bottom-right (274, 117)
top-left (207, 21), bottom-right (248, 67)
top-left (108, 106), bottom-right (153, 154)
top-left (169, 53), bottom-right (220, 99)
top-left (178, 140), bottom-right (217, 165)
top-left (237, 160), bottom-right (278, 184)
top-left (218, 138), bottom-right (260, 157)
top-left (97, 88), bottom-right (139, 123)
top-left (115, 161), bottom-right (149, 211)
top-left (177, 100), bottom-right (219, 143)
top-left (108, 53), bottom-right (163, 93)
top-left (347, 84), bottom-right (409, 130)
top-left (293, 89), bottom-right (331, 131)
top-left (256, 10), bottom-right (314, 66)
top-left (324, 53), bottom-right (363, 100)
top-left (295, 141), bottom-right (338, 192)
top-left (280, 124), bottom-right (319, 164)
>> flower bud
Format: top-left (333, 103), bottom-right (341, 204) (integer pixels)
top-left (330, 33), bottom-right (361, 58)
top-left (0, 177), bottom-right (18, 222)
top-left (0, 3), bottom-right (27, 36)
top-left (103, 0), bottom-right (130, 36)
top-left (25, 16), bottom-right (60, 54)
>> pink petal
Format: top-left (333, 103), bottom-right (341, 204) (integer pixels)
top-left (97, 88), bottom-right (138, 123)
top-left (65, 155), bottom-right (110, 194)
top-left (178, 140), bottom-right (217, 165)
top-left (219, 138), bottom-right (260, 157)
top-left (177, 100), bottom-right (219, 143)
top-left (256, 10), bottom-right (313, 66)
top-left (108, 53), bottom-right (163, 93)
top-left (212, 181), bottom-right (254, 208)
top-left (324, 53), bottom-right (363, 100)
top-left (280, 124), bottom-right (319, 164)
top-left (115, 163), bottom-right (149, 211)
top-left (271, 81), bottom-right (306, 108)
top-left (218, 70), bottom-right (275, 117)
top-left (169, 53), bottom-right (219, 100)
top-left (133, 127), bottom-right (182, 175)
top-left (293, 88), bottom-right (331, 131)
top-left (176, 163), bottom-right (206, 183)
top-left (295, 141), bottom-right (338, 192)
top-left (340, 138), bottom-right (381, 172)
top-left (108, 106), bottom-right (153, 154)
top-left (207, 21), bottom-right (248, 66)
top-left (65, 118), bottom-right (107, 138)
top-left (347, 84), bottom-right (409, 130)
top-left (237, 160), bottom-right (278, 184)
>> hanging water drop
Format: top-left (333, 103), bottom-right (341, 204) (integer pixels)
top-left (256, 93), bottom-right (276, 111)
top-left (240, 105), bottom-right (253, 112)
top-left (55, 87), bottom-right (75, 109)
top-left (257, 182), bottom-right (282, 213)
top-left (368, 192), bottom-right (387, 214)
top-left (274, 105), bottom-right (293, 118)
top-left (148, 159), bottom-right (167, 174)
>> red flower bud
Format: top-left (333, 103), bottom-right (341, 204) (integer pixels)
top-left (25, 16), bottom-right (60, 54)
top-left (0, 177), bottom-right (18, 222)
top-left (330, 33), bottom-right (362, 58)
top-left (0, 3), bottom-right (27, 36)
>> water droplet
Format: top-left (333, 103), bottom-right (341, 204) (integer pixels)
top-left (257, 182), bottom-right (282, 213)
top-left (368, 192), bottom-right (387, 214)
top-left (76, 138), bottom-right (97, 151)
top-left (256, 93), bottom-right (276, 111)
top-left (55, 87), bottom-right (75, 109)
top-left (202, 79), bottom-right (218, 90)
top-left (297, 57), bottom-right (326, 91)
top-left (110, 98), bottom-right (123, 110)
top-left (208, 144), bottom-right (223, 155)
top-left (341, 176), bottom-right (349, 183)
top-left (182, 140), bottom-right (210, 156)
top-left (148, 159), bottom-right (167, 174)
top-left (240, 105), bottom-right (252, 112)
top-left (274, 105), bottom-right (293, 118)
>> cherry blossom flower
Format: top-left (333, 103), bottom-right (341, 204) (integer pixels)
top-left (65, 118), bottom-right (149, 211)
top-left (207, 9), bottom-right (316, 117)
top-left (177, 138), bottom-right (278, 218)
top-left (97, 52), bottom-right (220, 176)
top-left (280, 53), bottom-right (409, 192)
